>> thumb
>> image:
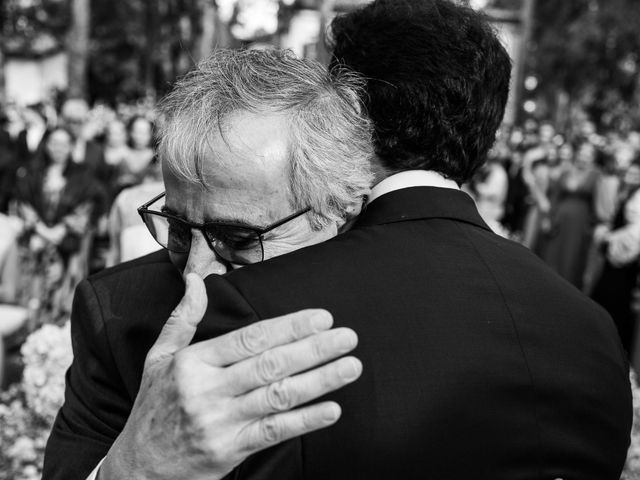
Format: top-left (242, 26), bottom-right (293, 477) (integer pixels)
top-left (146, 273), bottom-right (208, 366)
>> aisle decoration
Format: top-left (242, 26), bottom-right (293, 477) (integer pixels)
top-left (622, 370), bottom-right (640, 480)
top-left (0, 321), bottom-right (72, 480)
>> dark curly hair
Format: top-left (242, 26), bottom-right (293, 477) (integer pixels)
top-left (328, 0), bottom-right (512, 185)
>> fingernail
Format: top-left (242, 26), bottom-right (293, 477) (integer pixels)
top-left (338, 358), bottom-right (362, 381)
top-left (337, 329), bottom-right (357, 352)
top-left (322, 403), bottom-right (341, 422)
top-left (310, 311), bottom-right (333, 331)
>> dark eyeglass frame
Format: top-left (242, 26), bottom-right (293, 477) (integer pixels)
top-left (137, 192), bottom-right (311, 265)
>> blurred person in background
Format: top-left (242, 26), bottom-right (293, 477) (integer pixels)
top-left (502, 132), bottom-right (530, 236)
top-left (520, 145), bottom-right (553, 250)
top-left (521, 118), bottom-right (540, 149)
top-left (0, 111), bottom-right (17, 213)
top-left (582, 148), bottom-right (622, 293)
top-left (591, 158), bottom-right (640, 356)
top-left (1, 103), bottom-right (52, 215)
top-left (115, 115), bottom-right (156, 190)
top-left (101, 119), bottom-right (131, 204)
top-left (93, 116), bottom-right (157, 270)
top-left (465, 141), bottom-right (509, 236)
top-left (538, 121), bottom-right (556, 150)
top-left (0, 213), bottom-right (27, 388)
top-left (103, 119), bottom-right (129, 170)
top-left (60, 98), bottom-right (105, 172)
top-left (594, 148), bottom-right (621, 226)
top-left (13, 128), bottom-right (101, 323)
top-left (15, 103), bottom-right (49, 164)
top-left (106, 158), bottom-right (163, 266)
top-left (539, 140), bottom-right (604, 289)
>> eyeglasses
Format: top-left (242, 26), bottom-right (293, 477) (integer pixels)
top-left (137, 192), bottom-right (311, 265)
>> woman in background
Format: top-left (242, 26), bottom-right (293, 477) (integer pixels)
top-left (107, 159), bottom-right (163, 266)
top-left (101, 119), bottom-right (131, 203)
top-left (539, 140), bottom-right (603, 290)
top-left (13, 128), bottom-right (99, 323)
top-left (0, 214), bottom-right (27, 388)
top-left (115, 116), bottom-right (155, 190)
top-left (591, 159), bottom-right (640, 356)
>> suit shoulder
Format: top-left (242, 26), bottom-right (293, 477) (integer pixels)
top-left (88, 250), bottom-right (173, 285)
top-left (225, 230), bottom-right (362, 284)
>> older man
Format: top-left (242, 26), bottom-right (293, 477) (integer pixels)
top-left (46, 2), bottom-right (631, 480)
top-left (44, 50), bottom-right (372, 479)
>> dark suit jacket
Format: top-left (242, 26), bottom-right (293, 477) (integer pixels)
top-left (43, 187), bottom-right (631, 480)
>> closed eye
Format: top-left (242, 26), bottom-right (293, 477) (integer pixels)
top-left (206, 228), bottom-right (259, 250)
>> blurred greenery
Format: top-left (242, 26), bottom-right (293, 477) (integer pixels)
top-left (529, 0), bottom-right (640, 129)
top-left (2, 0), bottom-right (640, 128)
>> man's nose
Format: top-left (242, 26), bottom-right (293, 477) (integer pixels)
top-left (183, 229), bottom-right (229, 278)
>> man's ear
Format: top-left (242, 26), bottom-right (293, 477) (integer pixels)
top-left (337, 200), bottom-right (365, 234)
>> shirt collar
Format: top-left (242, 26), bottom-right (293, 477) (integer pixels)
top-left (368, 170), bottom-right (460, 205)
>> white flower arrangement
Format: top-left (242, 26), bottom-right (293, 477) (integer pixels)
top-left (21, 322), bottom-right (73, 423)
top-left (623, 370), bottom-right (640, 479)
top-left (0, 320), bottom-right (72, 479)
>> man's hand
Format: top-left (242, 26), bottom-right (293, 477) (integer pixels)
top-left (98, 274), bottom-right (362, 480)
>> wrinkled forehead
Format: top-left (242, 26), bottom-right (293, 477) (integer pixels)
top-left (161, 110), bottom-right (292, 188)
top-left (161, 111), bottom-right (296, 223)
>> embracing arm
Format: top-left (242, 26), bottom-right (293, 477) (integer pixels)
top-left (96, 274), bottom-right (361, 480)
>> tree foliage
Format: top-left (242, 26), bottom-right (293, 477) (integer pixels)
top-left (529, 0), bottom-right (640, 128)
top-left (3, 0), bottom-right (300, 103)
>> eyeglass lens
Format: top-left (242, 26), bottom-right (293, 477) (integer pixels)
top-left (140, 204), bottom-right (265, 264)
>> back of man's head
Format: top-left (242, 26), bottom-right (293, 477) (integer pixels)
top-left (328, 0), bottom-right (511, 185)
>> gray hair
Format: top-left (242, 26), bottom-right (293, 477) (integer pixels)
top-left (157, 48), bottom-right (374, 229)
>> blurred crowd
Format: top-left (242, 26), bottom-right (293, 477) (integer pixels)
top-left (0, 98), bottom-right (163, 386)
top-left (2, 96), bottom-right (640, 385)
top-left (466, 117), bottom-right (640, 362)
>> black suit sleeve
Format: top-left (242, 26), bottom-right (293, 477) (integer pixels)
top-left (43, 279), bottom-right (132, 480)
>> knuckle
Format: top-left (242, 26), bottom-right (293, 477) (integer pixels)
top-left (310, 335), bottom-right (326, 361)
top-left (259, 416), bottom-right (283, 445)
top-left (300, 407), bottom-right (317, 431)
top-left (290, 316), bottom-right (308, 339)
top-left (265, 379), bottom-right (294, 412)
top-left (319, 365), bottom-right (335, 391)
top-left (205, 438), bottom-right (229, 465)
top-left (171, 349), bottom-right (190, 373)
top-left (256, 350), bottom-right (284, 384)
top-left (239, 323), bottom-right (268, 355)
top-left (144, 347), bottom-right (161, 368)
top-left (168, 301), bottom-right (185, 322)
top-left (170, 351), bottom-right (194, 391)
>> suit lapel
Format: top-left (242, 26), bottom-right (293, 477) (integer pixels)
top-left (354, 186), bottom-right (492, 232)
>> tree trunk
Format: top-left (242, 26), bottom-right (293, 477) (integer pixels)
top-left (194, 0), bottom-right (217, 63)
top-left (214, 9), bottom-right (233, 50)
top-left (66, 0), bottom-right (90, 100)
top-left (317, 0), bottom-right (337, 65)
top-left (144, 1), bottom-right (160, 99)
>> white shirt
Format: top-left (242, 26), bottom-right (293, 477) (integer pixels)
top-left (86, 170), bottom-right (457, 480)
top-left (368, 169), bottom-right (459, 205)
